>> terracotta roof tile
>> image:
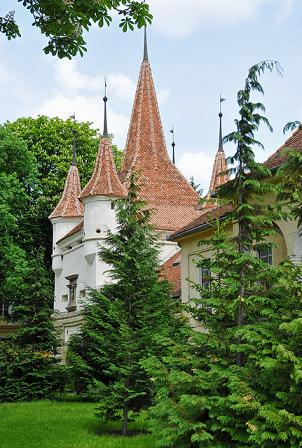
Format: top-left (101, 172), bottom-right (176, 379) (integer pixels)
top-left (119, 59), bottom-right (199, 229)
top-left (159, 252), bottom-right (181, 297)
top-left (264, 127), bottom-right (302, 170)
top-left (80, 137), bottom-right (127, 199)
top-left (171, 204), bottom-right (234, 239)
top-left (49, 165), bottom-right (83, 219)
top-left (203, 148), bottom-right (229, 207)
top-left (150, 204), bottom-right (203, 231)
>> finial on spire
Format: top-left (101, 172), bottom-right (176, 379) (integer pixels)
top-left (143, 26), bottom-right (149, 61)
top-left (103, 77), bottom-right (108, 137)
top-left (170, 127), bottom-right (176, 164)
top-left (71, 112), bottom-right (77, 166)
top-left (218, 95), bottom-right (226, 152)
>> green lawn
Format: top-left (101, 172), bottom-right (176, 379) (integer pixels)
top-left (0, 400), bottom-right (155, 448)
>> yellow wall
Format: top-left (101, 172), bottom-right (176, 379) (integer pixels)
top-left (178, 217), bottom-right (293, 305)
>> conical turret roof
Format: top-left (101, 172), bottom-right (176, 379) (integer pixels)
top-left (203, 111), bottom-right (229, 209)
top-left (49, 165), bottom-right (83, 219)
top-left (80, 137), bottom-right (127, 200)
top-left (119, 32), bottom-right (199, 230)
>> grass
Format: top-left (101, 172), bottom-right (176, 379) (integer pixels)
top-left (0, 400), bottom-right (155, 448)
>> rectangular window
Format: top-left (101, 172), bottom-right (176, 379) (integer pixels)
top-left (199, 267), bottom-right (214, 315)
top-left (65, 275), bottom-right (78, 312)
top-left (257, 247), bottom-right (272, 265)
top-left (200, 267), bottom-right (211, 288)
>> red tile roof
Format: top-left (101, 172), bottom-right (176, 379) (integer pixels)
top-left (151, 204), bottom-right (202, 231)
top-left (264, 127), bottom-right (302, 170)
top-left (170, 204), bottom-right (234, 240)
top-left (159, 252), bottom-right (181, 297)
top-left (49, 165), bottom-right (83, 219)
top-left (119, 59), bottom-right (199, 230)
top-left (169, 128), bottom-right (302, 240)
top-left (80, 137), bottom-right (127, 200)
top-left (203, 147), bottom-right (229, 209)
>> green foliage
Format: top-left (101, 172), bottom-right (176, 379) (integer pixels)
top-left (0, 127), bottom-right (37, 307)
top-left (5, 116), bottom-right (122, 269)
top-left (1, 1), bottom-right (152, 58)
top-left (0, 340), bottom-right (65, 402)
top-left (144, 62), bottom-right (302, 447)
top-left (0, 125), bottom-right (66, 402)
top-left (9, 249), bottom-right (58, 351)
top-left (190, 176), bottom-right (203, 197)
top-left (68, 173), bottom-right (187, 435)
top-left (277, 150), bottom-right (302, 231)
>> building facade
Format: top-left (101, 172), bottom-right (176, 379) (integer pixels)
top-left (50, 33), bottom-right (200, 344)
top-left (169, 127), bottom-right (302, 305)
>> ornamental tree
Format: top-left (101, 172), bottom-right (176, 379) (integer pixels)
top-left (142, 62), bottom-right (302, 447)
top-left (68, 172), bottom-right (187, 435)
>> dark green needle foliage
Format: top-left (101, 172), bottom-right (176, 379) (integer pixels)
top-left (68, 172), bottom-right (186, 435)
top-left (143, 62), bottom-right (302, 447)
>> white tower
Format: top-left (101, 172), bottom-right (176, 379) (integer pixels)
top-left (79, 91), bottom-right (127, 286)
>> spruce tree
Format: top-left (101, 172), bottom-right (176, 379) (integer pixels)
top-left (68, 172), bottom-right (186, 435)
top-left (143, 61), bottom-right (302, 447)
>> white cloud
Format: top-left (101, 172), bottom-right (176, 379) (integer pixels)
top-left (107, 73), bottom-right (136, 101)
top-left (177, 150), bottom-right (213, 191)
top-left (35, 93), bottom-right (129, 146)
top-left (273, 0), bottom-right (294, 23)
top-left (30, 60), bottom-right (138, 147)
top-left (148, 0), bottom-right (294, 37)
top-left (158, 89), bottom-right (170, 104)
top-left (55, 59), bottom-right (102, 92)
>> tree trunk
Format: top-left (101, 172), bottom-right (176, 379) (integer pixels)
top-left (236, 156), bottom-right (245, 366)
top-left (122, 402), bottom-right (128, 436)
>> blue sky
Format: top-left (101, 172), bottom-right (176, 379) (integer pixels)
top-left (0, 0), bottom-right (302, 191)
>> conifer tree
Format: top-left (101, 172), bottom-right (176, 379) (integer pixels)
top-left (68, 172), bottom-right (186, 435)
top-left (143, 61), bottom-right (302, 447)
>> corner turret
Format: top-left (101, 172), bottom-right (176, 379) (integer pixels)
top-left (49, 128), bottom-right (83, 273)
top-left (80, 86), bottom-right (127, 264)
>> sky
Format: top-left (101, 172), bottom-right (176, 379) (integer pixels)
top-left (1, 0), bottom-right (302, 192)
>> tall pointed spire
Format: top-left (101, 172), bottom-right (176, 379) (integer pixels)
top-left (202, 98), bottom-right (229, 208)
top-left (80, 88), bottom-right (126, 200)
top-left (49, 166), bottom-right (83, 219)
top-left (80, 137), bottom-right (127, 199)
top-left (103, 78), bottom-right (108, 137)
top-left (119, 32), bottom-right (200, 231)
top-left (143, 26), bottom-right (148, 61)
top-left (49, 113), bottom-right (83, 219)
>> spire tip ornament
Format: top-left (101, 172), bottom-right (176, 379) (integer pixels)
top-left (143, 26), bottom-right (149, 61)
top-left (169, 127), bottom-right (176, 164)
top-left (218, 95), bottom-right (226, 152)
top-left (103, 78), bottom-right (108, 137)
top-left (71, 112), bottom-right (77, 166)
